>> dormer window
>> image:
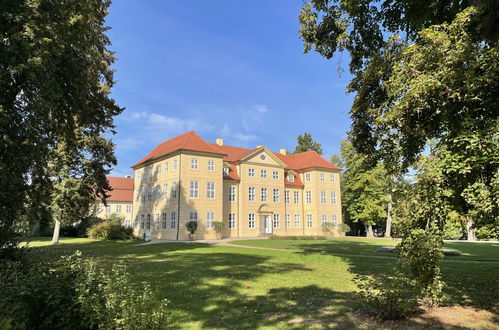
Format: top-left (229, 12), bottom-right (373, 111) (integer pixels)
top-left (223, 167), bottom-right (230, 176)
top-left (287, 174), bottom-right (294, 182)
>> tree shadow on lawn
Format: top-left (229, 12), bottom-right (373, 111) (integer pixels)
top-left (291, 240), bottom-right (398, 257)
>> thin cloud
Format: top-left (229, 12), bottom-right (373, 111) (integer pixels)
top-left (253, 104), bottom-right (269, 113)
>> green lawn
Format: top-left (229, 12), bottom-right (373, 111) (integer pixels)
top-left (26, 237), bottom-right (499, 329)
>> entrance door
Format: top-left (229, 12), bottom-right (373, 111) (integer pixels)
top-left (261, 215), bottom-right (272, 234)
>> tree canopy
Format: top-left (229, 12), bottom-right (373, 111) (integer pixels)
top-left (294, 133), bottom-right (323, 155)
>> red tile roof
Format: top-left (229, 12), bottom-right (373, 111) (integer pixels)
top-left (132, 131), bottom-right (226, 167)
top-left (209, 143), bottom-right (257, 162)
top-left (284, 171), bottom-right (304, 187)
top-left (223, 164), bottom-right (240, 181)
top-left (274, 151), bottom-right (342, 171)
top-left (106, 177), bottom-right (134, 202)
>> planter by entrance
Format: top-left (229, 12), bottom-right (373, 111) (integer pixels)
top-left (188, 234), bottom-right (195, 241)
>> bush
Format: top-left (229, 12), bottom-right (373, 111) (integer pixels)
top-left (0, 250), bottom-right (167, 329)
top-left (475, 223), bottom-right (499, 240)
top-left (339, 223), bottom-right (350, 233)
top-left (61, 216), bottom-right (103, 238)
top-left (321, 222), bottom-right (335, 235)
top-left (87, 221), bottom-right (134, 240)
top-left (186, 221), bottom-right (198, 235)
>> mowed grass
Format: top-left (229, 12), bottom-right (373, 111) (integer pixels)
top-left (26, 237), bottom-right (499, 329)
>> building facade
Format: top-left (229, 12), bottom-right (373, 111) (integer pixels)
top-left (95, 176), bottom-right (134, 226)
top-left (131, 131), bottom-right (343, 240)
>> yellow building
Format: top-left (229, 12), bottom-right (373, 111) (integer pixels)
top-left (95, 176), bottom-right (134, 226)
top-left (131, 131), bottom-right (343, 240)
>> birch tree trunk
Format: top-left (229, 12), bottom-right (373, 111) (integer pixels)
top-left (52, 220), bottom-right (61, 244)
top-left (385, 193), bottom-right (392, 238)
top-left (466, 217), bottom-right (476, 241)
top-left (366, 224), bottom-right (374, 237)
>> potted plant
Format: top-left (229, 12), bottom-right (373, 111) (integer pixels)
top-left (213, 221), bottom-right (225, 240)
top-left (186, 221), bottom-right (198, 241)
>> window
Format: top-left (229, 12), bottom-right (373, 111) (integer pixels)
top-left (106, 205), bottom-right (111, 213)
top-left (261, 188), bottom-right (267, 202)
top-left (332, 214), bottom-right (338, 227)
top-left (141, 190), bottom-right (146, 203)
top-left (285, 214), bottom-right (291, 228)
top-left (272, 171), bottom-right (279, 179)
top-left (170, 212), bottom-right (176, 229)
top-left (156, 185), bottom-right (161, 201)
top-left (207, 160), bottom-right (215, 171)
top-left (125, 218), bottom-right (131, 227)
top-left (173, 159), bottom-right (178, 170)
top-left (294, 191), bottom-right (299, 204)
top-left (273, 214), bottom-right (280, 228)
top-left (156, 165), bottom-right (162, 175)
top-left (294, 214), bottom-right (301, 228)
top-left (206, 182), bottom-right (215, 199)
top-left (165, 162), bottom-right (169, 173)
top-left (320, 190), bottom-right (326, 204)
top-left (285, 190), bottom-right (290, 204)
top-left (248, 187), bottom-right (255, 202)
top-left (260, 154), bottom-right (267, 160)
top-left (189, 211), bottom-right (198, 222)
top-left (126, 205), bottom-right (132, 213)
top-left (134, 216), bottom-right (138, 229)
top-left (163, 184), bottom-right (168, 200)
top-left (330, 173), bottom-right (335, 183)
top-left (260, 170), bottom-right (267, 178)
top-left (140, 215), bottom-right (145, 229)
top-left (223, 167), bottom-right (229, 176)
top-left (273, 188), bottom-right (279, 203)
top-left (307, 214), bottom-right (313, 228)
top-left (305, 173), bottom-right (311, 182)
top-left (191, 158), bottom-right (199, 170)
top-left (189, 181), bottom-right (199, 198)
top-left (162, 213), bottom-right (167, 229)
top-left (287, 174), bottom-right (294, 182)
top-left (116, 204), bottom-right (121, 213)
top-left (331, 191), bottom-right (337, 205)
top-left (248, 214), bottom-right (255, 228)
top-left (146, 214), bottom-right (151, 229)
top-left (321, 214), bottom-right (328, 226)
top-left (248, 168), bottom-right (255, 177)
top-left (228, 213), bottom-right (236, 229)
top-left (229, 185), bottom-right (236, 202)
top-left (154, 214), bottom-right (160, 229)
top-left (320, 172), bottom-right (325, 182)
top-left (147, 186), bottom-right (152, 202)
top-left (306, 191), bottom-right (312, 204)
top-left (206, 211), bottom-right (214, 229)
top-left (172, 181), bottom-right (177, 198)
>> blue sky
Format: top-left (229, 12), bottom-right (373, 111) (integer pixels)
top-left (106, 1), bottom-right (354, 176)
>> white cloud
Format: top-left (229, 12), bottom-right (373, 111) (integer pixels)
top-left (253, 104), bottom-right (269, 113)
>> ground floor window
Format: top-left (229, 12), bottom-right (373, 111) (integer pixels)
top-left (206, 211), bottom-right (214, 229)
top-left (134, 216), bottom-right (138, 229)
top-left (248, 214), bottom-right (255, 228)
top-left (141, 215), bottom-right (145, 229)
top-left (321, 214), bottom-right (328, 226)
top-left (171, 212), bottom-right (176, 229)
top-left (229, 213), bottom-right (236, 229)
top-left (332, 214), bottom-right (337, 227)
top-left (155, 214), bottom-right (160, 229)
top-left (273, 214), bottom-right (280, 228)
top-left (146, 214), bottom-right (151, 229)
top-left (162, 213), bottom-right (167, 229)
top-left (306, 214), bottom-right (312, 228)
top-left (294, 215), bottom-right (300, 228)
top-left (285, 214), bottom-right (291, 228)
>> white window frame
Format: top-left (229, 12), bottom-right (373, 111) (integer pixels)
top-left (170, 212), bottom-right (176, 229)
top-left (331, 191), bottom-right (337, 205)
top-left (248, 168), bottom-right (255, 177)
top-left (206, 211), bottom-right (214, 229)
top-left (306, 191), bottom-right (312, 204)
top-left (287, 174), bottom-right (294, 182)
top-left (260, 170), bottom-right (267, 178)
top-left (307, 214), bottom-right (313, 228)
top-left (155, 213), bottom-right (160, 230)
top-left (146, 214), bottom-right (151, 229)
top-left (156, 185), bottom-right (161, 201)
top-left (106, 205), bottom-right (111, 213)
top-left (330, 173), bottom-right (335, 183)
top-left (294, 191), bottom-right (299, 204)
top-left (285, 190), bottom-right (290, 204)
top-left (332, 214), bottom-right (338, 227)
top-left (189, 211), bottom-right (198, 222)
top-left (248, 213), bottom-right (255, 228)
top-left (191, 158), bottom-right (199, 170)
top-left (261, 188), bottom-right (267, 202)
top-left (285, 214), bottom-right (291, 228)
top-left (228, 213), bottom-right (236, 229)
top-left (162, 213), bottom-right (167, 230)
top-left (207, 160), bottom-right (215, 171)
top-left (248, 187), bottom-right (255, 202)
top-left (223, 167), bottom-right (230, 176)
top-left (157, 165), bottom-right (162, 175)
top-left (320, 190), bottom-right (326, 204)
top-left (321, 214), bottom-right (328, 226)
top-left (172, 181), bottom-right (177, 198)
top-left (206, 181), bottom-right (215, 199)
top-left (126, 204), bottom-right (132, 213)
top-left (294, 214), bottom-right (301, 228)
top-left (273, 214), bottom-right (280, 228)
top-left (173, 159), bottom-right (178, 170)
top-left (116, 204), bottom-right (121, 213)
top-left (165, 161), bottom-right (169, 173)
top-left (190, 181), bottom-right (199, 199)
top-left (305, 173), bottom-right (311, 182)
top-left (272, 171), bottom-right (279, 179)
top-left (134, 216), bottom-right (138, 229)
top-left (273, 188), bottom-right (279, 203)
top-left (163, 183), bottom-right (168, 200)
top-left (320, 172), bottom-right (325, 182)
top-left (140, 214), bottom-right (145, 229)
top-left (229, 185), bottom-right (236, 202)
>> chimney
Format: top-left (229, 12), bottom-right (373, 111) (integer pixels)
top-left (279, 148), bottom-right (287, 155)
top-left (256, 145), bottom-right (264, 148)
top-left (216, 138), bottom-right (224, 146)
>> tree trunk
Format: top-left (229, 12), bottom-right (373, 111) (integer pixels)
top-left (466, 217), bottom-right (476, 241)
top-left (52, 220), bottom-right (61, 244)
top-left (385, 193), bottom-right (392, 238)
top-left (366, 224), bottom-right (374, 237)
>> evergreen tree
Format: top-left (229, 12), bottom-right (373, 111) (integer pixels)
top-left (294, 133), bottom-right (323, 155)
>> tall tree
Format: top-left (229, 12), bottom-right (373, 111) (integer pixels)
top-left (0, 0), bottom-right (122, 249)
top-left (294, 133), bottom-right (323, 155)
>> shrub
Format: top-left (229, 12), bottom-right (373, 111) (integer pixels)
top-left (213, 221), bottom-right (225, 238)
top-left (475, 223), bottom-right (499, 240)
top-left (186, 221), bottom-right (198, 235)
top-left (0, 250), bottom-right (167, 329)
top-left (321, 222), bottom-right (335, 235)
top-left (339, 223), bottom-right (350, 233)
top-left (61, 216), bottom-right (102, 237)
top-left (87, 221), bottom-right (134, 240)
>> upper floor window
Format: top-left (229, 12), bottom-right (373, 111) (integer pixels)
top-left (320, 190), bottom-right (326, 204)
top-left (248, 214), bottom-right (255, 228)
top-left (272, 171), bottom-right (279, 179)
top-left (206, 182), bottom-right (215, 199)
top-left (273, 189), bottom-right (280, 203)
top-left (223, 167), bottom-right (230, 176)
top-left (189, 211), bottom-right (198, 222)
top-left (189, 181), bottom-right (199, 198)
top-left (306, 191), bottom-right (312, 204)
top-left (248, 168), bottom-right (255, 177)
top-left (156, 165), bottom-right (162, 175)
top-left (116, 204), bottom-right (121, 213)
top-left (165, 162), bottom-right (169, 173)
top-left (156, 185), bottom-right (161, 201)
top-left (285, 190), bottom-right (290, 204)
top-left (260, 170), bottom-right (267, 178)
top-left (305, 173), bottom-right (311, 182)
top-left (294, 191), bottom-right (299, 204)
top-left (330, 173), bottom-right (335, 183)
top-left (320, 173), bottom-right (325, 182)
top-left (191, 158), bottom-right (199, 170)
top-left (172, 181), bottom-right (177, 198)
top-left (229, 186), bottom-right (236, 202)
top-left (207, 160), bottom-right (215, 171)
top-left (163, 184), bottom-right (168, 200)
top-left (126, 205), bottom-right (132, 213)
top-left (331, 191), bottom-right (337, 205)
top-left (287, 174), bottom-right (294, 182)
top-left (147, 186), bottom-right (152, 202)
top-left (173, 159), bottom-right (178, 170)
top-left (261, 188), bottom-right (267, 202)
top-left (248, 187), bottom-right (255, 202)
